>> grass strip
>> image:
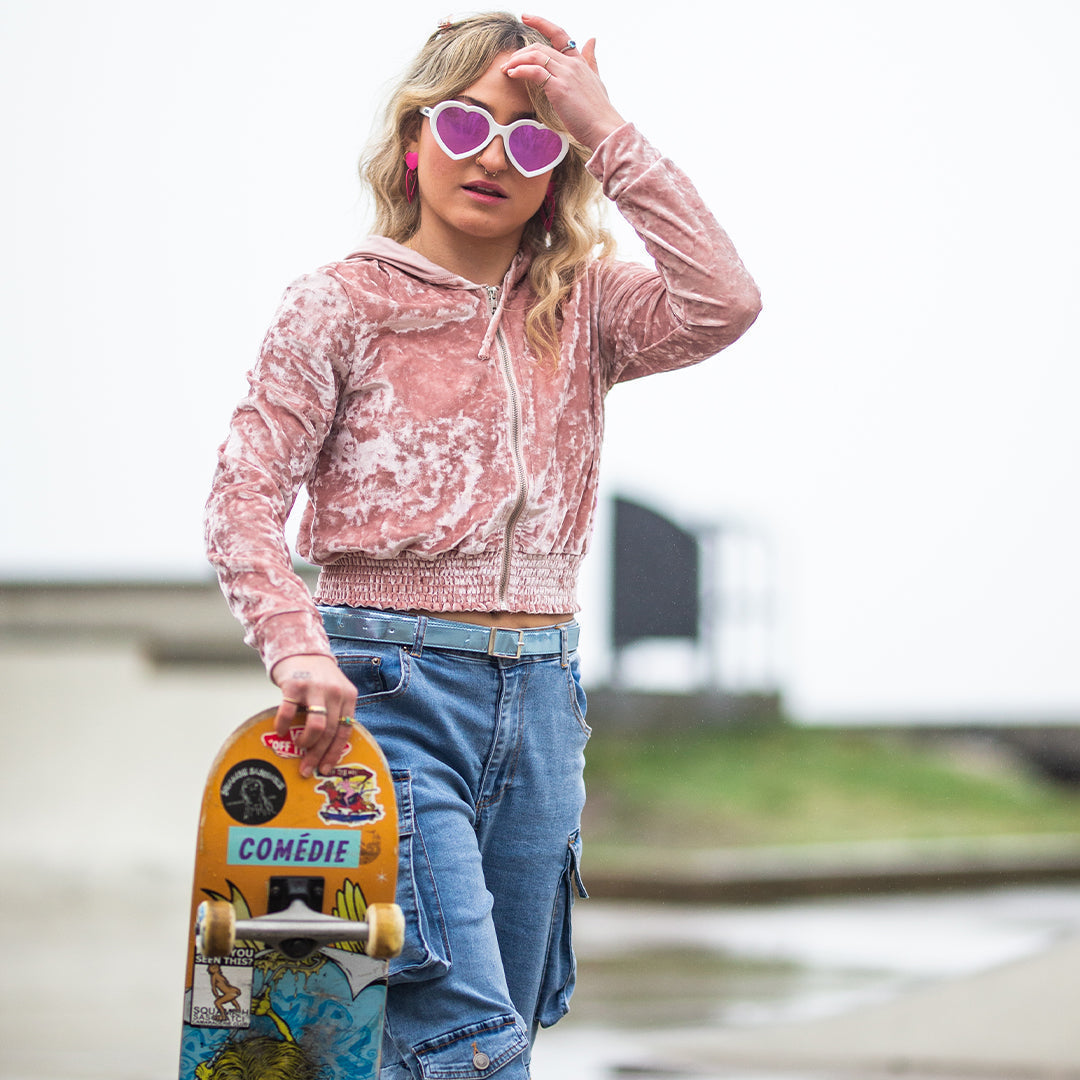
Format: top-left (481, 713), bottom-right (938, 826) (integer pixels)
top-left (582, 723), bottom-right (1080, 849)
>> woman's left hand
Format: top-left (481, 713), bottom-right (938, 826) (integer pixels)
top-left (503, 14), bottom-right (625, 153)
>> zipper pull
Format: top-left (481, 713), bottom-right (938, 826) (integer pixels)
top-left (479, 285), bottom-right (502, 361)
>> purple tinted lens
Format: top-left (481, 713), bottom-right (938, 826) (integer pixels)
top-left (507, 125), bottom-right (563, 171)
top-left (435, 107), bottom-right (492, 155)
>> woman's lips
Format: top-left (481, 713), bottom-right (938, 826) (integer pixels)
top-left (462, 180), bottom-right (508, 201)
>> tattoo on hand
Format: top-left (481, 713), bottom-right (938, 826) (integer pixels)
top-left (290, 671), bottom-right (312, 680)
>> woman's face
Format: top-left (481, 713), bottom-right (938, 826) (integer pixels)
top-left (407, 52), bottom-right (554, 253)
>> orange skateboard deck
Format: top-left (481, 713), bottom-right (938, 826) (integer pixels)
top-left (178, 707), bottom-right (401, 1079)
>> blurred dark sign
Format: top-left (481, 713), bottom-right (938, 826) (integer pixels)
top-left (612, 497), bottom-right (700, 648)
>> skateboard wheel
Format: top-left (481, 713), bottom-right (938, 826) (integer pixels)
top-left (366, 902), bottom-right (404, 959)
top-left (196, 900), bottom-right (236, 957)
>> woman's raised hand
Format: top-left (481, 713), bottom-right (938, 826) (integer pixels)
top-left (503, 14), bottom-right (625, 153)
top-left (271, 653), bottom-right (358, 778)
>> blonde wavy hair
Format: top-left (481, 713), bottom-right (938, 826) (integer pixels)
top-left (360, 12), bottom-right (615, 363)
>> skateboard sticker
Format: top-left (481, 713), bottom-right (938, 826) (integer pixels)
top-left (188, 948), bottom-right (256, 1029)
top-left (261, 726), bottom-right (306, 758)
top-left (262, 726), bottom-right (354, 764)
top-left (227, 827), bottom-right (362, 868)
top-left (219, 760), bottom-right (287, 825)
top-left (315, 765), bottom-right (385, 827)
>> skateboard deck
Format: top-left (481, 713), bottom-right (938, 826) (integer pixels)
top-left (178, 707), bottom-right (401, 1080)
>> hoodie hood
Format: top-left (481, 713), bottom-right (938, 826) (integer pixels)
top-left (344, 235), bottom-right (534, 294)
top-left (343, 235), bottom-right (533, 359)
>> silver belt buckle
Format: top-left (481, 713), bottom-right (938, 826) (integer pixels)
top-left (487, 627), bottom-right (525, 659)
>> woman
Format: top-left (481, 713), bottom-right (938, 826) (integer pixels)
top-left (206, 12), bottom-right (760, 1078)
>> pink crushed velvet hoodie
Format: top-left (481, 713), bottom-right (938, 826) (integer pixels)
top-left (206, 123), bottom-right (761, 674)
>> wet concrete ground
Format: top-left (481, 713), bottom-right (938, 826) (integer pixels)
top-left (532, 888), bottom-right (1080, 1079)
top-left (4, 866), bottom-right (1080, 1080)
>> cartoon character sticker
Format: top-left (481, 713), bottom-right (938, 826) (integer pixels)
top-left (316, 766), bottom-right (385, 827)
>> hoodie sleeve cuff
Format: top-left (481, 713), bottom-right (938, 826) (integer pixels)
top-left (255, 609), bottom-right (333, 677)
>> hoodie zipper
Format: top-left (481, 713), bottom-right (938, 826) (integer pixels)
top-left (487, 285), bottom-right (528, 604)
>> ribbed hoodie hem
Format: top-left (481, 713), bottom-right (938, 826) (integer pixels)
top-left (313, 550), bottom-right (582, 615)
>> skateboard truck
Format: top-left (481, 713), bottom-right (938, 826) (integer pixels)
top-left (195, 897), bottom-right (404, 961)
top-left (268, 875), bottom-right (325, 917)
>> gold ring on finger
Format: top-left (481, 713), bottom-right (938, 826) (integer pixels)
top-left (304, 706), bottom-right (328, 715)
top-left (338, 716), bottom-right (354, 727)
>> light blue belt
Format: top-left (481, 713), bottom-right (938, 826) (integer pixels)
top-left (320, 607), bottom-right (579, 659)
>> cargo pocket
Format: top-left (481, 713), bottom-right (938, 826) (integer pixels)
top-left (412, 1013), bottom-right (530, 1079)
top-left (388, 769), bottom-right (452, 983)
top-left (535, 829), bottom-right (588, 1028)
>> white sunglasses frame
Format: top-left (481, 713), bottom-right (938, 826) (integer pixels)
top-left (419, 100), bottom-right (570, 178)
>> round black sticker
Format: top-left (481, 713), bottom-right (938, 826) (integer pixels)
top-left (220, 759), bottom-right (287, 824)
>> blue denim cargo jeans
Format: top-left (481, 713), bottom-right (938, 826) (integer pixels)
top-left (322, 607), bottom-right (590, 1080)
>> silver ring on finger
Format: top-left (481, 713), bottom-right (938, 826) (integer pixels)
top-left (544, 56), bottom-right (551, 69)
top-left (560, 40), bottom-right (577, 52)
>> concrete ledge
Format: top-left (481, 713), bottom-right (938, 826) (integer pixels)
top-left (586, 835), bottom-right (1080, 904)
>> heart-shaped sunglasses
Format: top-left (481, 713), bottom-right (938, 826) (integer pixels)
top-left (420, 100), bottom-right (570, 178)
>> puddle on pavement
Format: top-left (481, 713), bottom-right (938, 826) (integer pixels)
top-left (570, 945), bottom-right (902, 1030)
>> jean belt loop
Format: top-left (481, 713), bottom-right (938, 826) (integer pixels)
top-left (410, 615), bottom-right (427, 658)
top-left (560, 624), bottom-right (569, 668)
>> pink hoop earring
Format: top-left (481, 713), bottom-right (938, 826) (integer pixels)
top-left (404, 151), bottom-right (419, 204)
top-left (541, 181), bottom-right (556, 232)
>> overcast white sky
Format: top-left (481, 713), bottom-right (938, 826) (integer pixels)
top-left (2, 1), bottom-right (1078, 721)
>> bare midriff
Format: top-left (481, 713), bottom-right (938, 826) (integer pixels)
top-left (408, 610), bottom-right (573, 629)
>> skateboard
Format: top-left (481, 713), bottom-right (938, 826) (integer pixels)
top-left (178, 707), bottom-right (403, 1080)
